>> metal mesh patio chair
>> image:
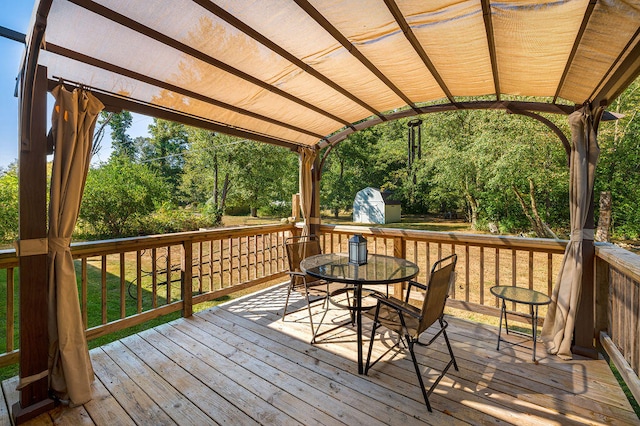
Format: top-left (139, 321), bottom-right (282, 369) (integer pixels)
top-left (283, 234), bottom-right (347, 343)
top-left (364, 254), bottom-right (458, 412)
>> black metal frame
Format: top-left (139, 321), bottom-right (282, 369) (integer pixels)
top-left (364, 254), bottom-right (458, 412)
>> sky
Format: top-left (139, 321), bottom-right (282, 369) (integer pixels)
top-left (0, 2), bottom-right (152, 169)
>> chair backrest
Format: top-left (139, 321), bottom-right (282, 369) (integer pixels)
top-left (285, 235), bottom-right (322, 276)
top-left (416, 254), bottom-right (457, 336)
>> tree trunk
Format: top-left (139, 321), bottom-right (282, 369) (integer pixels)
top-left (513, 184), bottom-right (539, 233)
top-left (512, 182), bottom-right (557, 239)
top-left (250, 206), bottom-right (257, 217)
top-left (596, 191), bottom-right (612, 242)
top-left (213, 152), bottom-right (219, 205)
top-left (465, 193), bottom-right (478, 230)
top-left (528, 178), bottom-right (557, 239)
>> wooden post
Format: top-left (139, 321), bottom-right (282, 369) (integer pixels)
top-left (393, 237), bottom-right (406, 298)
top-left (13, 65), bottom-right (56, 423)
top-left (309, 156), bottom-right (321, 237)
top-left (291, 193), bottom-right (300, 221)
top-left (573, 190), bottom-right (598, 359)
top-left (182, 242), bottom-right (193, 318)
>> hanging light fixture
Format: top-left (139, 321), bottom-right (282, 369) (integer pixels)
top-left (348, 234), bottom-right (368, 265)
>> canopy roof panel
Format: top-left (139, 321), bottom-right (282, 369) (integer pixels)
top-left (31, 0), bottom-right (640, 150)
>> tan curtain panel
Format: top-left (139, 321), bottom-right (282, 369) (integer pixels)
top-left (298, 147), bottom-right (317, 236)
top-left (541, 104), bottom-right (600, 360)
top-left (48, 85), bottom-right (104, 405)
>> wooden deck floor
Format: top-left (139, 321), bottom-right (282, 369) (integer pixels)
top-left (2, 283), bottom-right (638, 425)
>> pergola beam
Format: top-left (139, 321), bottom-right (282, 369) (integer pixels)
top-left (192, 0), bottom-right (382, 122)
top-left (553, 0), bottom-right (597, 103)
top-left (383, 0), bottom-right (454, 103)
top-left (45, 43), bottom-right (323, 141)
top-left (293, 0), bottom-right (419, 114)
top-left (68, 0), bottom-right (353, 129)
top-left (480, 0), bottom-right (501, 101)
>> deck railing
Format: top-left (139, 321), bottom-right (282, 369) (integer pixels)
top-left (1, 222), bottom-right (639, 397)
top-left (0, 223), bottom-right (293, 368)
top-left (319, 224), bottom-right (567, 321)
top-left (595, 243), bottom-right (640, 402)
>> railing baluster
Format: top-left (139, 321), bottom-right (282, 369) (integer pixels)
top-left (529, 251), bottom-right (534, 290)
top-left (152, 248), bottom-right (157, 309)
top-left (465, 245), bottom-right (470, 302)
top-left (495, 248), bottom-right (500, 307)
top-left (82, 258), bottom-right (88, 328)
top-left (479, 246), bottom-right (485, 305)
top-left (120, 252), bottom-right (126, 319)
top-left (167, 246), bottom-right (172, 304)
top-left (101, 255), bottom-right (107, 324)
top-left (547, 252), bottom-right (553, 295)
top-left (136, 250), bottom-right (142, 314)
top-left (6, 267), bottom-right (14, 352)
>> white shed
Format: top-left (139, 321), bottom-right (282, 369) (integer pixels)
top-left (353, 187), bottom-right (401, 224)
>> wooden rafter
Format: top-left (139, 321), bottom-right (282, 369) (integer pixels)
top-left (192, 0), bottom-right (381, 123)
top-left (293, 0), bottom-right (419, 114)
top-left (69, 0), bottom-right (352, 128)
top-left (383, 0), bottom-right (454, 103)
top-left (481, 0), bottom-right (500, 101)
top-left (553, 0), bottom-right (597, 103)
top-left (45, 43), bottom-right (325, 141)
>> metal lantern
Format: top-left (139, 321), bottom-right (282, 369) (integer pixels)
top-left (348, 234), bottom-right (368, 265)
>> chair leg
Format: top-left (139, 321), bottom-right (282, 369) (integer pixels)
top-left (440, 320), bottom-right (458, 371)
top-left (282, 283), bottom-right (294, 320)
top-left (408, 338), bottom-right (432, 412)
top-left (310, 296), bottom-right (331, 344)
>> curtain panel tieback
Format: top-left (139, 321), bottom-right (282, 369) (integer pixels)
top-left (570, 229), bottom-right (594, 242)
top-left (16, 370), bottom-right (49, 390)
top-left (48, 237), bottom-right (72, 252)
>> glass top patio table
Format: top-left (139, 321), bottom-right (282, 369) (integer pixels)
top-left (300, 253), bottom-right (419, 285)
top-left (301, 253), bottom-right (419, 374)
top-left (489, 285), bottom-right (551, 362)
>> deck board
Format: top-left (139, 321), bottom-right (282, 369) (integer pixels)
top-left (2, 283), bottom-right (638, 425)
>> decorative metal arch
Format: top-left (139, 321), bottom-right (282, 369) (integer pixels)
top-left (318, 100), bottom-right (579, 174)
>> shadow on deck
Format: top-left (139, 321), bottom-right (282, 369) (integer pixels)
top-left (2, 283), bottom-right (638, 425)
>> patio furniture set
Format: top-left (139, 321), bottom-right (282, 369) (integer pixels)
top-left (283, 234), bottom-right (546, 412)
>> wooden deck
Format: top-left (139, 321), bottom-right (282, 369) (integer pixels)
top-left (2, 283), bottom-right (638, 426)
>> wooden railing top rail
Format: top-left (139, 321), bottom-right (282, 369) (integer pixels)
top-left (319, 224), bottom-right (568, 253)
top-left (0, 223), bottom-right (294, 263)
top-left (595, 242), bottom-right (640, 283)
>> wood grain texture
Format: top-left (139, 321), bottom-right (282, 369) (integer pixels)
top-left (3, 283), bottom-right (636, 425)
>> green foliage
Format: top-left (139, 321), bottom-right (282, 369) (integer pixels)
top-left (79, 157), bottom-right (170, 237)
top-left (140, 119), bottom-right (189, 200)
top-left (596, 78), bottom-right (640, 239)
top-left (181, 130), bottom-right (297, 219)
top-left (107, 111), bottom-right (136, 160)
top-left (0, 165), bottom-right (18, 242)
top-left (137, 204), bottom-right (215, 235)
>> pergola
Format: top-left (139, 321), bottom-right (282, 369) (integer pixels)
top-left (9, 0), bottom-right (640, 422)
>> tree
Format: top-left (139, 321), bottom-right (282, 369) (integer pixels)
top-left (181, 130), bottom-right (239, 224)
top-left (107, 111), bottom-right (136, 160)
top-left (140, 119), bottom-right (189, 200)
top-left (596, 77), bottom-right (640, 239)
top-left (0, 164), bottom-right (19, 242)
top-left (80, 157), bottom-right (170, 237)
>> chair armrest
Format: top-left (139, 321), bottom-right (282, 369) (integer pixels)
top-left (375, 294), bottom-right (421, 319)
top-left (403, 280), bottom-right (427, 302)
